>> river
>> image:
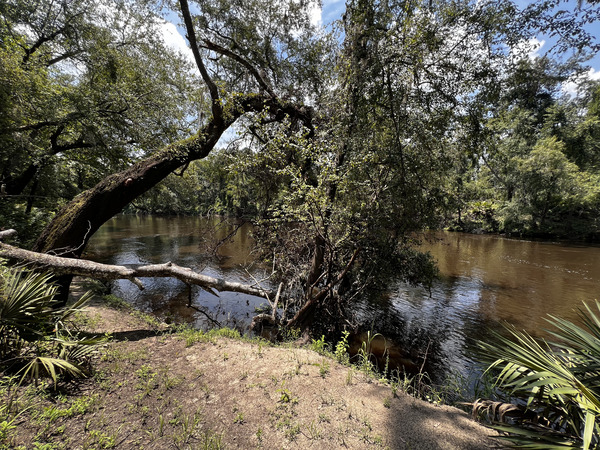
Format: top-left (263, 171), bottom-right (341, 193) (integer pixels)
top-left (353, 231), bottom-right (600, 387)
top-left (84, 215), bottom-right (265, 329)
top-left (85, 215), bottom-right (600, 389)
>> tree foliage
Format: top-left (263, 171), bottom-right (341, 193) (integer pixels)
top-left (1, 0), bottom-right (599, 332)
top-left (456, 69), bottom-right (600, 237)
top-left (0, 0), bottom-right (201, 245)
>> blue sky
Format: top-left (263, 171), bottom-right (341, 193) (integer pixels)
top-left (321, 0), bottom-right (346, 25)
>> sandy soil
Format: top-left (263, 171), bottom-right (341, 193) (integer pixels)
top-left (3, 299), bottom-right (505, 449)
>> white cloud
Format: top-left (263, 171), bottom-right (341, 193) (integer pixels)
top-left (159, 20), bottom-right (196, 67)
top-left (511, 38), bottom-right (546, 61)
top-left (589, 68), bottom-right (600, 81)
top-left (309, 1), bottom-right (322, 28)
top-left (562, 67), bottom-right (600, 97)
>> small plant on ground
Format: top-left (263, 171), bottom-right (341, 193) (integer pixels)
top-left (134, 365), bottom-right (158, 398)
top-left (85, 428), bottom-right (120, 449)
top-left (36, 394), bottom-right (98, 422)
top-left (345, 367), bottom-right (354, 385)
top-left (175, 325), bottom-right (243, 347)
top-left (278, 326), bottom-right (301, 342)
top-left (307, 419), bottom-right (322, 440)
top-left (200, 429), bottom-right (224, 449)
top-left (285, 423), bottom-right (301, 441)
top-left (159, 368), bottom-right (182, 390)
top-left (131, 310), bottom-right (162, 328)
top-left (171, 407), bottom-right (203, 447)
top-left (319, 360), bottom-right (330, 378)
top-left (276, 381), bottom-right (298, 404)
top-left (176, 325), bottom-right (208, 347)
top-left (101, 294), bottom-right (130, 310)
top-left (335, 330), bottom-right (350, 364)
top-left (356, 331), bottom-right (380, 377)
top-left (208, 327), bottom-right (241, 340)
top-left (0, 402), bottom-right (21, 444)
top-left (0, 266), bottom-right (104, 385)
top-left (310, 335), bottom-right (329, 355)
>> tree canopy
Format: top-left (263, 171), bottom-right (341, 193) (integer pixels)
top-left (1, 0), bottom-right (599, 330)
top-left (0, 0), bottom-right (203, 244)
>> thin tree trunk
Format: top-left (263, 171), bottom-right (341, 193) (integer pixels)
top-left (5, 164), bottom-right (39, 196)
top-left (25, 175), bottom-right (39, 215)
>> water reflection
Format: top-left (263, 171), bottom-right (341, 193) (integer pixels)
top-left (362, 231), bottom-right (600, 384)
top-left (85, 215), bottom-right (270, 330)
top-left (420, 232), bottom-right (600, 331)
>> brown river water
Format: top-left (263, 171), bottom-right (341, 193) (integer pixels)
top-left (85, 215), bottom-right (600, 389)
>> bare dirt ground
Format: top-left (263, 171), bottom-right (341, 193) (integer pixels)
top-left (3, 298), bottom-right (505, 449)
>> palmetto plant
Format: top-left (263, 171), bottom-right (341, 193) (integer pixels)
top-left (478, 301), bottom-right (600, 449)
top-left (0, 266), bottom-right (102, 384)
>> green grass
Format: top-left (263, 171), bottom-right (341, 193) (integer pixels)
top-left (174, 325), bottom-right (249, 347)
top-left (101, 295), bottom-right (131, 310)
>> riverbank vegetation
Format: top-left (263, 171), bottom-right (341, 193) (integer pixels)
top-left (0, 266), bottom-right (104, 385)
top-left (0, 271), bottom-right (500, 449)
top-left (1, 0), bottom-right (600, 446)
top-left (130, 78), bottom-right (600, 241)
top-left (123, 31), bottom-right (600, 243)
top-left (477, 301), bottom-right (600, 449)
top-left (3, 0), bottom-right (599, 336)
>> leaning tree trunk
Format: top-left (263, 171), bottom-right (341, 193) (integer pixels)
top-left (33, 120), bottom-right (227, 255)
top-left (31, 95), bottom-right (312, 303)
top-left (32, 119), bottom-right (232, 303)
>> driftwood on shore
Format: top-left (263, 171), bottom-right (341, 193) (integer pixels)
top-left (0, 229), bottom-right (275, 300)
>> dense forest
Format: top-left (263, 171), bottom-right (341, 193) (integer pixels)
top-left (3, 1), bottom-right (598, 240)
top-left (121, 5), bottom-right (600, 242)
top-left (1, 0), bottom-right (599, 328)
top-left (133, 54), bottom-right (600, 241)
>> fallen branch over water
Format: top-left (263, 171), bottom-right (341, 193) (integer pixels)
top-left (0, 234), bottom-right (275, 300)
top-left (0, 230), bottom-right (360, 331)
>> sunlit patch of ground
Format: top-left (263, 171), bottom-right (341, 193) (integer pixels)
top-left (1, 296), bottom-right (503, 449)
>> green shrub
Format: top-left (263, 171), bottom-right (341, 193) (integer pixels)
top-left (478, 301), bottom-right (600, 449)
top-left (0, 266), bottom-right (104, 385)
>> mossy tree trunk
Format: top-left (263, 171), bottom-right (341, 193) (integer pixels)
top-left (32, 120), bottom-right (225, 256)
top-left (27, 0), bottom-right (315, 304)
top-left (30, 95), bottom-right (312, 302)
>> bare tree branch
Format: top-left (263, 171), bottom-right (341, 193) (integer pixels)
top-left (0, 241), bottom-right (276, 300)
top-left (0, 112), bottom-right (83, 134)
top-left (178, 0), bottom-right (223, 121)
top-left (201, 38), bottom-right (277, 98)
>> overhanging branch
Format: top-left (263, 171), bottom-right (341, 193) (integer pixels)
top-left (0, 240), bottom-right (276, 300)
top-left (179, 0), bottom-right (222, 121)
top-left (201, 38), bottom-right (276, 98)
